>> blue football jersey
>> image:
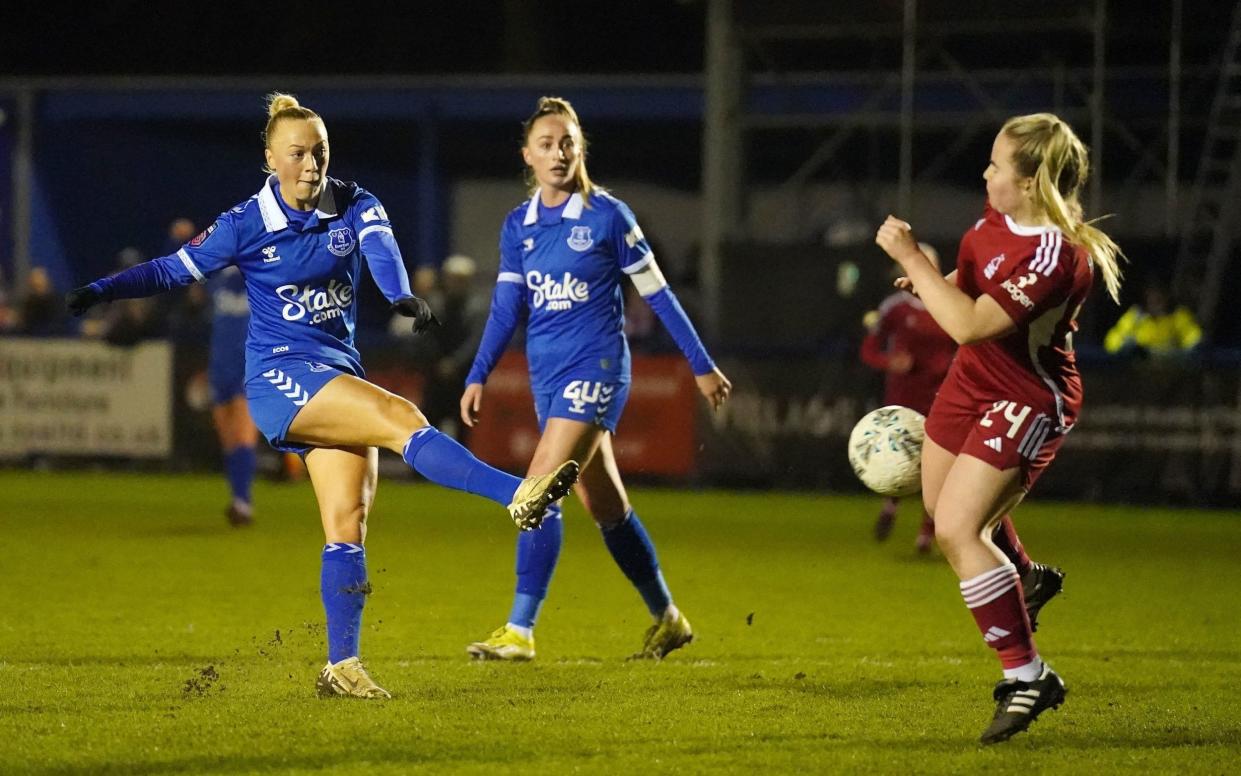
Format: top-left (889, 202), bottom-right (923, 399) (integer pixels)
top-left (497, 190), bottom-right (654, 390)
top-left (172, 175), bottom-right (409, 378)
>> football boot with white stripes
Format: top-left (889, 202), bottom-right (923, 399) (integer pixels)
top-left (315, 657), bottom-right (391, 699)
top-left (1021, 563), bottom-right (1065, 632)
top-left (508, 460), bottom-right (580, 531)
top-left (980, 664), bottom-right (1066, 744)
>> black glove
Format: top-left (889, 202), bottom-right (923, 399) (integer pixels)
top-left (391, 296), bottom-right (440, 334)
top-left (66, 285), bottom-right (104, 317)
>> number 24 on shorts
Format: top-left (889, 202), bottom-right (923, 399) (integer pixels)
top-left (979, 400), bottom-right (1033, 440)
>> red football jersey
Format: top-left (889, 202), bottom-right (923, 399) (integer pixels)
top-left (939, 204), bottom-right (1094, 430)
top-left (860, 291), bottom-right (957, 415)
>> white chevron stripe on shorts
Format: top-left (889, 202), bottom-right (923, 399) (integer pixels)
top-left (265, 369), bottom-right (309, 406)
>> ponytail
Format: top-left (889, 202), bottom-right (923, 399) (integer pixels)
top-left (1003, 113), bottom-right (1125, 303)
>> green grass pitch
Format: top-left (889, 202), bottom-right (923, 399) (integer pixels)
top-left (2, 470), bottom-right (1239, 774)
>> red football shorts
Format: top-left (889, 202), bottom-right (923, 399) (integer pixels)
top-left (924, 389), bottom-right (1070, 491)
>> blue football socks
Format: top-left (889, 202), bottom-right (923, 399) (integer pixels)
top-left (401, 426), bottom-right (521, 506)
top-left (320, 543), bottom-right (369, 664)
top-left (601, 510), bottom-right (673, 617)
top-left (508, 505), bottom-right (564, 628)
top-left (223, 446), bottom-right (256, 505)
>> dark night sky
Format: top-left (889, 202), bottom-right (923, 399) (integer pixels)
top-left (1, 1), bottom-right (1232, 77)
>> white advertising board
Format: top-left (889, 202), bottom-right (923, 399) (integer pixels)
top-left (0, 338), bottom-right (172, 458)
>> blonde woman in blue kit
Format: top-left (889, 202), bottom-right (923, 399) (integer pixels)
top-left (68, 93), bottom-right (579, 698)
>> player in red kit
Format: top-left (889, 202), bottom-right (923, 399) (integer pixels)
top-left (860, 243), bottom-right (956, 553)
top-left (876, 113), bottom-right (1124, 745)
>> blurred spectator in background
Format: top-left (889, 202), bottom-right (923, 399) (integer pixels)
top-left (394, 254), bottom-right (489, 439)
top-left (412, 265), bottom-right (438, 300)
top-left (0, 282), bottom-right (15, 332)
top-left (16, 267), bottom-right (71, 336)
top-left (101, 298), bottom-right (166, 346)
top-left (163, 217), bottom-right (197, 256)
top-left (1104, 280), bottom-right (1201, 359)
top-left (80, 246), bottom-right (169, 345)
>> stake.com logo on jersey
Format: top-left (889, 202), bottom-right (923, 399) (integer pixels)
top-left (276, 279), bottom-right (355, 324)
top-left (527, 271), bottom-right (589, 311)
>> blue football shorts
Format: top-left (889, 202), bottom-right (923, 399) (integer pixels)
top-left (533, 378), bottom-right (630, 433)
top-left (245, 360), bottom-right (362, 454)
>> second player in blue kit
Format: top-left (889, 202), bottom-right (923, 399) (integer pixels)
top-left (67, 93), bottom-right (580, 698)
top-left (206, 266), bottom-right (261, 526)
top-left (461, 97), bottom-right (732, 661)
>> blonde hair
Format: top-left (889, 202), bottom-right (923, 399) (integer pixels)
top-left (1001, 113), bottom-right (1125, 303)
top-left (521, 96), bottom-right (597, 202)
top-left (261, 92), bottom-right (324, 174)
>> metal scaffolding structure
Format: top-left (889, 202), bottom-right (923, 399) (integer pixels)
top-left (1173, 0), bottom-right (1241, 339)
top-left (699, 0), bottom-right (1198, 340)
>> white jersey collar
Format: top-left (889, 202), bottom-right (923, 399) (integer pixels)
top-left (256, 175), bottom-right (337, 232)
top-left (523, 191), bottom-right (584, 226)
top-left (257, 176), bottom-right (288, 232)
top-left (1004, 213), bottom-right (1061, 237)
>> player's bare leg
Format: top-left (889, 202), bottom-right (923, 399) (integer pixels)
top-left (929, 438), bottom-right (1064, 627)
top-left (288, 374), bottom-right (431, 454)
top-left (919, 436), bottom-right (955, 524)
top-left (289, 375), bottom-right (577, 530)
top-left (304, 445), bottom-right (389, 698)
top-left (933, 456), bottom-right (1064, 743)
top-left (932, 456), bottom-right (1024, 578)
top-left (305, 445), bottom-right (378, 544)
top-left (528, 417), bottom-right (607, 481)
top-left (571, 432), bottom-right (628, 529)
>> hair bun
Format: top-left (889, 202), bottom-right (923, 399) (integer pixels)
top-left (266, 92), bottom-right (300, 118)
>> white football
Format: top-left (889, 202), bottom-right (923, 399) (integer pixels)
top-left (847, 405), bottom-right (926, 497)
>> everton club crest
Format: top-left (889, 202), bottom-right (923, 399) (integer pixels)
top-left (327, 227), bottom-right (356, 257)
top-left (567, 225), bottom-right (593, 252)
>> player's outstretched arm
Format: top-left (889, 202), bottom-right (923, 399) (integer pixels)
top-left (65, 254), bottom-right (200, 316)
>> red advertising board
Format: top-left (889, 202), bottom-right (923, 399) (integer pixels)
top-left (466, 352), bottom-right (698, 477)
